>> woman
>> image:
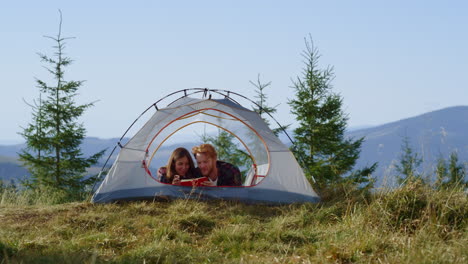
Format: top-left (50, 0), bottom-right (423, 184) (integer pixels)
top-left (157, 147), bottom-right (198, 185)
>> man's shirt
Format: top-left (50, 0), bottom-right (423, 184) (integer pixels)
top-left (215, 160), bottom-right (242, 186)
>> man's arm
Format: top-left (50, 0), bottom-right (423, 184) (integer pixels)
top-left (232, 167), bottom-right (242, 186)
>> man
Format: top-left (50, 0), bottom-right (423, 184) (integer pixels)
top-left (192, 143), bottom-right (242, 186)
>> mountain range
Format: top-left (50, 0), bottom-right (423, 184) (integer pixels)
top-left (348, 105), bottom-right (468, 186)
top-left (1, 106), bottom-right (467, 187)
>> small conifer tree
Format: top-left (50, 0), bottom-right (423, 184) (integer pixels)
top-left (447, 152), bottom-right (466, 187)
top-left (395, 137), bottom-right (423, 185)
top-left (250, 74), bottom-right (289, 136)
top-left (19, 11), bottom-right (104, 195)
top-left (288, 35), bottom-right (375, 190)
top-left (435, 154), bottom-right (448, 188)
top-left (434, 151), bottom-right (466, 189)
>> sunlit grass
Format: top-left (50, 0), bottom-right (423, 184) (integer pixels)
top-left (1, 183), bottom-right (467, 263)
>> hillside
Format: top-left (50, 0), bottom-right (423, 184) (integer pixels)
top-left (1, 183), bottom-right (466, 263)
top-left (348, 106), bottom-right (468, 186)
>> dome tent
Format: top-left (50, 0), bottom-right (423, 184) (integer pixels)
top-left (92, 89), bottom-right (320, 204)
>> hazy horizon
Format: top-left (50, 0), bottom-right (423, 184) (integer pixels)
top-left (2, 104), bottom-right (465, 145)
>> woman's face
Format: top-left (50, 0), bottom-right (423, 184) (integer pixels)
top-left (174, 156), bottom-right (190, 176)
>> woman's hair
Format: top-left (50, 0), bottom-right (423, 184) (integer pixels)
top-left (191, 143), bottom-right (217, 160)
top-left (166, 147), bottom-right (195, 182)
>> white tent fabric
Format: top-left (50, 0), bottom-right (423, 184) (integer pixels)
top-left (92, 95), bottom-right (320, 204)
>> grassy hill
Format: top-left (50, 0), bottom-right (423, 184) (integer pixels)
top-left (1, 183), bottom-right (466, 263)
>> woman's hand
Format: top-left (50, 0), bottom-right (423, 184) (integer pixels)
top-left (172, 175), bottom-right (181, 185)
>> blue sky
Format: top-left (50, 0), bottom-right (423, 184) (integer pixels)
top-left (1, 1), bottom-right (467, 144)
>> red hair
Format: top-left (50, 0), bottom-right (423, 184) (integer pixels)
top-left (192, 143), bottom-right (217, 160)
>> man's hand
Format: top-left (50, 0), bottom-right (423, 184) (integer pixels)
top-left (201, 180), bottom-right (216, 186)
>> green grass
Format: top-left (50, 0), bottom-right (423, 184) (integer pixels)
top-left (1, 182), bottom-right (467, 263)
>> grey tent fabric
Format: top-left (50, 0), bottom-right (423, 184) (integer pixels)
top-left (92, 94), bottom-right (320, 204)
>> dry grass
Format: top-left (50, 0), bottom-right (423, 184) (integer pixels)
top-left (0, 183), bottom-right (467, 263)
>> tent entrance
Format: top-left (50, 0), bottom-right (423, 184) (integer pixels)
top-left (142, 107), bottom-right (271, 186)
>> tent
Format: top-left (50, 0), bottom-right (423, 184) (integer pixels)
top-left (92, 89), bottom-right (320, 204)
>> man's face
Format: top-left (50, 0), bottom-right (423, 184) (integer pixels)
top-left (195, 153), bottom-right (215, 177)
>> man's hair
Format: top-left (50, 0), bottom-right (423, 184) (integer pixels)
top-left (192, 143), bottom-right (217, 160)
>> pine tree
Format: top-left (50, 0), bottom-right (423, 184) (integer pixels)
top-left (288, 35), bottom-right (375, 190)
top-left (446, 151), bottom-right (467, 188)
top-left (395, 137), bottom-right (423, 185)
top-left (435, 154), bottom-right (448, 188)
top-left (19, 11), bottom-right (104, 194)
top-left (250, 74), bottom-right (275, 121)
top-left (250, 74), bottom-right (289, 136)
top-left (434, 151), bottom-right (466, 189)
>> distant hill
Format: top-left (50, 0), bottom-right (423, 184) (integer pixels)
top-left (0, 137), bottom-right (125, 160)
top-left (2, 106), bottom-right (467, 187)
top-left (0, 155), bottom-right (28, 183)
top-left (0, 137), bottom-right (123, 183)
top-left (347, 106), bottom-right (468, 186)
top-left (0, 137), bottom-right (190, 183)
